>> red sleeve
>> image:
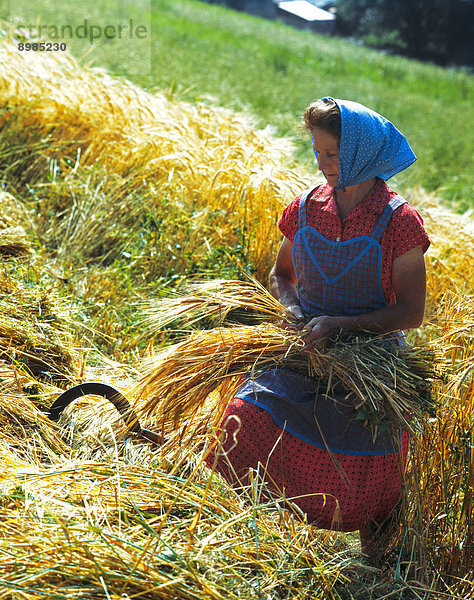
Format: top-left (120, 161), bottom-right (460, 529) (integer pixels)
top-left (278, 194), bottom-right (302, 242)
top-left (384, 203), bottom-right (431, 259)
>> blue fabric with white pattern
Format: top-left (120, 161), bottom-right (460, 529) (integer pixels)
top-left (323, 97), bottom-right (417, 190)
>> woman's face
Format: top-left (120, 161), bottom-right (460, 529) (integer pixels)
top-left (312, 128), bottom-right (340, 188)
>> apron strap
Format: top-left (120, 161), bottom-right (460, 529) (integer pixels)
top-left (297, 188), bottom-right (317, 229)
top-left (370, 195), bottom-right (406, 241)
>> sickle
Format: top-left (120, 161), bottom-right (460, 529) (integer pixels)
top-left (47, 382), bottom-right (163, 445)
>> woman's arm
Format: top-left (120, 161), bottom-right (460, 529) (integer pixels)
top-left (304, 244), bottom-right (427, 344)
top-left (269, 237), bottom-right (305, 322)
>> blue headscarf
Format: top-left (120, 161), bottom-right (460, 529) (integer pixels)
top-left (319, 97), bottom-right (416, 190)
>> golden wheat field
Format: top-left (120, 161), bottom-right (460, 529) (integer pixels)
top-left (0, 34), bottom-right (472, 599)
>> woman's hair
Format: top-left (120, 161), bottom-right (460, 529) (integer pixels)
top-left (303, 98), bottom-right (341, 141)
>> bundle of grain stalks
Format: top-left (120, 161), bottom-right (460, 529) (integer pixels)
top-left (0, 225), bottom-right (31, 256)
top-left (0, 188), bottom-right (82, 383)
top-left (0, 191), bottom-right (32, 255)
top-left (0, 287), bottom-right (79, 383)
top-left (144, 277), bottom-right (294, 329)
top-left (137, 280), bottom-right (441, 440)
top-left (0, 190), bottom-right (28, 227)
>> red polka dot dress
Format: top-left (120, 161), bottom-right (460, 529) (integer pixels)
top-left (206, 179), bottom-right (430, 532)
top-left (213, 400), bottom-right (408, 531)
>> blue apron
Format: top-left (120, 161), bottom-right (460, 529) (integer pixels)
top-left (236, 188), bottom-right (406, 455)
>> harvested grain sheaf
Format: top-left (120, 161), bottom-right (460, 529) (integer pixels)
top-left (0, 360), bottom-right (71, 461)
top-left (0, 190), bottom-right (31, 229)
top-left (136, 319), bottom-right (441, 441)
top-left (144, 277), bottom-right (292, 330)
top-left (0, 191), bottom-right (32, 255)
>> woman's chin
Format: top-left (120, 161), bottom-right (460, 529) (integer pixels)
top-left (325, 176), bottom-right (338, 188)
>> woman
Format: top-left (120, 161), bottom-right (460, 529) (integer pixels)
top-left (206, 98), bottom-right (430, 559)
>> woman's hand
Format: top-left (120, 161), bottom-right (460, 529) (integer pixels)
top-left (287, 304), bottom-right (305, 321)
top-left (284, 303), bottom-right (305, 328)
top-left (303, 315), bottom-right (341, 348)
top-left (278, 304), bottom-right (305, 331)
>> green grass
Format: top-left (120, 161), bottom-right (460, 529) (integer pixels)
top-left (5, 0), bottom-right (474, 211)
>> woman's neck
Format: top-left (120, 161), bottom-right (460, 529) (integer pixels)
top-left (335, 178), bottom-right (377, 220)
